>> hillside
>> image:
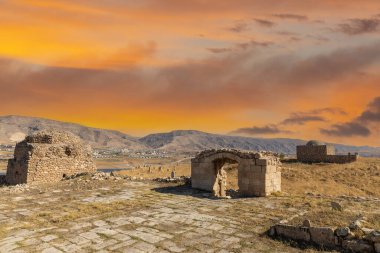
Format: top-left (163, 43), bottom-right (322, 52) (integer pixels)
top-left (139, 130), bottom-right (380, 156)
top-left (0, 115), bottom-right (147, 149)
top-left (139, 130), bottom-right (305, 154)
top-left (1, 116), bottom-right (380, 156)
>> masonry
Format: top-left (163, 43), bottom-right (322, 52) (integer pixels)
top-left (191, 149), bottom-right (281, 197)
top-left (297, 140), bottom-right (358, 164)
top-left (6, 131), bottom-right (97, 185)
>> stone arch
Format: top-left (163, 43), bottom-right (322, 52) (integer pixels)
top-left (191, 149), bottom-right (282, 197)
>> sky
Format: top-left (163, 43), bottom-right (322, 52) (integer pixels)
top-left (0, 0), bottom-right (380, 146)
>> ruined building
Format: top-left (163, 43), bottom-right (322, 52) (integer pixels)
top-left (6, 131), bottom-right (97, 185)
top-left (297, 140), bottom-right (358, 164)
top-left (191, 149), bottom-right (281, 197)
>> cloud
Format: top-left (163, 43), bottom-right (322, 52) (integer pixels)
top-left (282, 115), bottom-right (326, 125)
top-left (307, 107), bottom-right (347, 115)
top-left (206, 40), bottom-right (273, 54)
top-left (281, 107), bottom-right (346, 125)
top-left (206, 48), bottom-right (233, 54)
top-left (253, 18), bottom-right (276, 27)
top-left (320, 122), bottom-right (371, 137)
top-left (228, 21), bottom-right (249, 33)
top-left (321, 97), bottom-right (380, 137)
top-left (232, 107), bottom-right (345, 136)
top-left (236, 40), bottom-right (273, 49)
top-left (358, 97), bottom-right (380, 122)
top-left (273, 13), bottom-right (308, 21)
top-left (337, 18), bottom-right (380, 35)
top-left (1, 41), bottom-right (380, 123)
top-left (232, 125), bottom-right (289, 135)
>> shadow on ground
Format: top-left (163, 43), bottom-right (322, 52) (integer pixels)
top-left (152, 184), bottom-right (242, 200)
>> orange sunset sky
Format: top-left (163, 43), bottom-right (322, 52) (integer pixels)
top-left (0, 0), bottom-right (380, 146)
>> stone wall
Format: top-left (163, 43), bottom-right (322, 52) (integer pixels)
top-left (269, 224), bottom-right (379, 252)
top-left (296, 145), bottom-right (333, 163)
top-left (297, 144), bottom-right (357, 164)
top-left (191, 149), bottom-right (281, 197)
top-left (326, 154), bottom-right (359, 164)
top-left (6, 131), bottom-right (97, 185)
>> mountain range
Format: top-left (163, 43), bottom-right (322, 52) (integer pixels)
top-left (1, 115), bottom-right (380, 156)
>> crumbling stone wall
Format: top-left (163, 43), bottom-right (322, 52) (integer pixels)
top-left (297, 141), bottom-right (358, 164)
top-left (269, 223), bottom-right (379, 252)
top-left (191, 149), bottom-right (281, 197)
top-left (6, 131), bottom-right (97, 185)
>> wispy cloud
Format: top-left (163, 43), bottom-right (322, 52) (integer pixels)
top-left (232, 125), bottom-right (290, 135)
top-left (321, 97), bottom-right (380, 137)
top-left (207, 39), bottom-right (273, 54)
top-left (273, 13), bottom-right (308, 21)
top-left (228, 21), bottom-right (250, 33)
top-left (337, 18), bottom-right (380, 35)
top-left (320, 122), bottom-right (371, 137)
top-left (253, 18), bottom-right (276, 27)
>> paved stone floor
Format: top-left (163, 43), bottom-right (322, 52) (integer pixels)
top-left (0, 179), bottom-right (374, 253)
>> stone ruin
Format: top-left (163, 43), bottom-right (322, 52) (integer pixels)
top-left (297, 140), bottom-right (358, 164)
top-left (6, 131), bottom-right (97, 185)
top-left (191, 149), bottom-right (281, 197)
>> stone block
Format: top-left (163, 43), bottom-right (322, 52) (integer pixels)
top-left (275, 225), bottom-right (310, 242)
top-left (309, 227), bottom-right (335, 248)
top-left (256, 159), bottom-right (268, 166)
top-left (342, 240), bottom-right (375, 253)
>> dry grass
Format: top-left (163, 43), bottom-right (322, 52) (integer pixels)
top-left (115, 157), bottom-right (380, 198)
top-left (282, 157), bottom-right (380, 197)
top-left (117, 160), bottom-right (191, 179)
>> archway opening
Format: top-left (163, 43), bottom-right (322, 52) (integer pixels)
top-left (212, 158), bottom-right (239, 198)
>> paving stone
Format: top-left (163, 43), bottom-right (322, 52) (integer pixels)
top-left (79, 232), bottom-right (100, 240)
top-left (91, 227), bottom-right (118, 236)
top-left (58, 244), bottom-right (82, 252)
top-left (133, 242), bottom-right (156, 253)
top-left (107, 240), bottom-right (136, 251)
top-left (161, 241), bottom-right (186, 253)
top-left (90, 239), bottom-right (118, 250)
top-left (124, 230), bottom-right (164, 244)
top-left (41, 247), bottom-right (63, 253)
top-left (22, 238), bottom-right (40, 246)
top-left (93, 220), bottom-right (109, 227)
top-left (41, 235), bottom-right (58, 243)
top-left (68, 236), bottom-right (90, 246)
top-left (0, 243), bottom-right (19, 252)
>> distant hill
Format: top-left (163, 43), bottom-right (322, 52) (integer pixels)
top-left (139, 130), bottom-right (380, 156)
top-left (0, 115), bottom-right (147, 149)
top-left (139, 130), bottom-right (305, 153)
top-left (1, 115), bottom-right (380, 156)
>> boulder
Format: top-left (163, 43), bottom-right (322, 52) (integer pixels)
top-left (303, 220), bottom-right (312, 227)
top-left (336, 227), bottom-right (350, 237)
top-left (331, 201), bottom-right (343, 211)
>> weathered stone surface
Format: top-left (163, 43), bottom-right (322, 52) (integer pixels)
top-left (274, 224), bottom-right (310, 242)
top-left (367, 231), bottom-right (380, 243)
top-left (191, 149), bottom-right (281, 197)
top-left (349, 220), bottom-right (362, 230)
top-left (374, 242), bottom-right (380, 253)
top-left (335, 227), bottom-right (350, 237)
top-left (309, 227), bottom-right (335, 248)
top-left (6, 130), bottom-right (96, 185)
top-left (297, 141), bottom-right (358, 164)
top-left (303, 220), bottom-right (312, 227)
top-left (342, 240), bottom-right (375, 253)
